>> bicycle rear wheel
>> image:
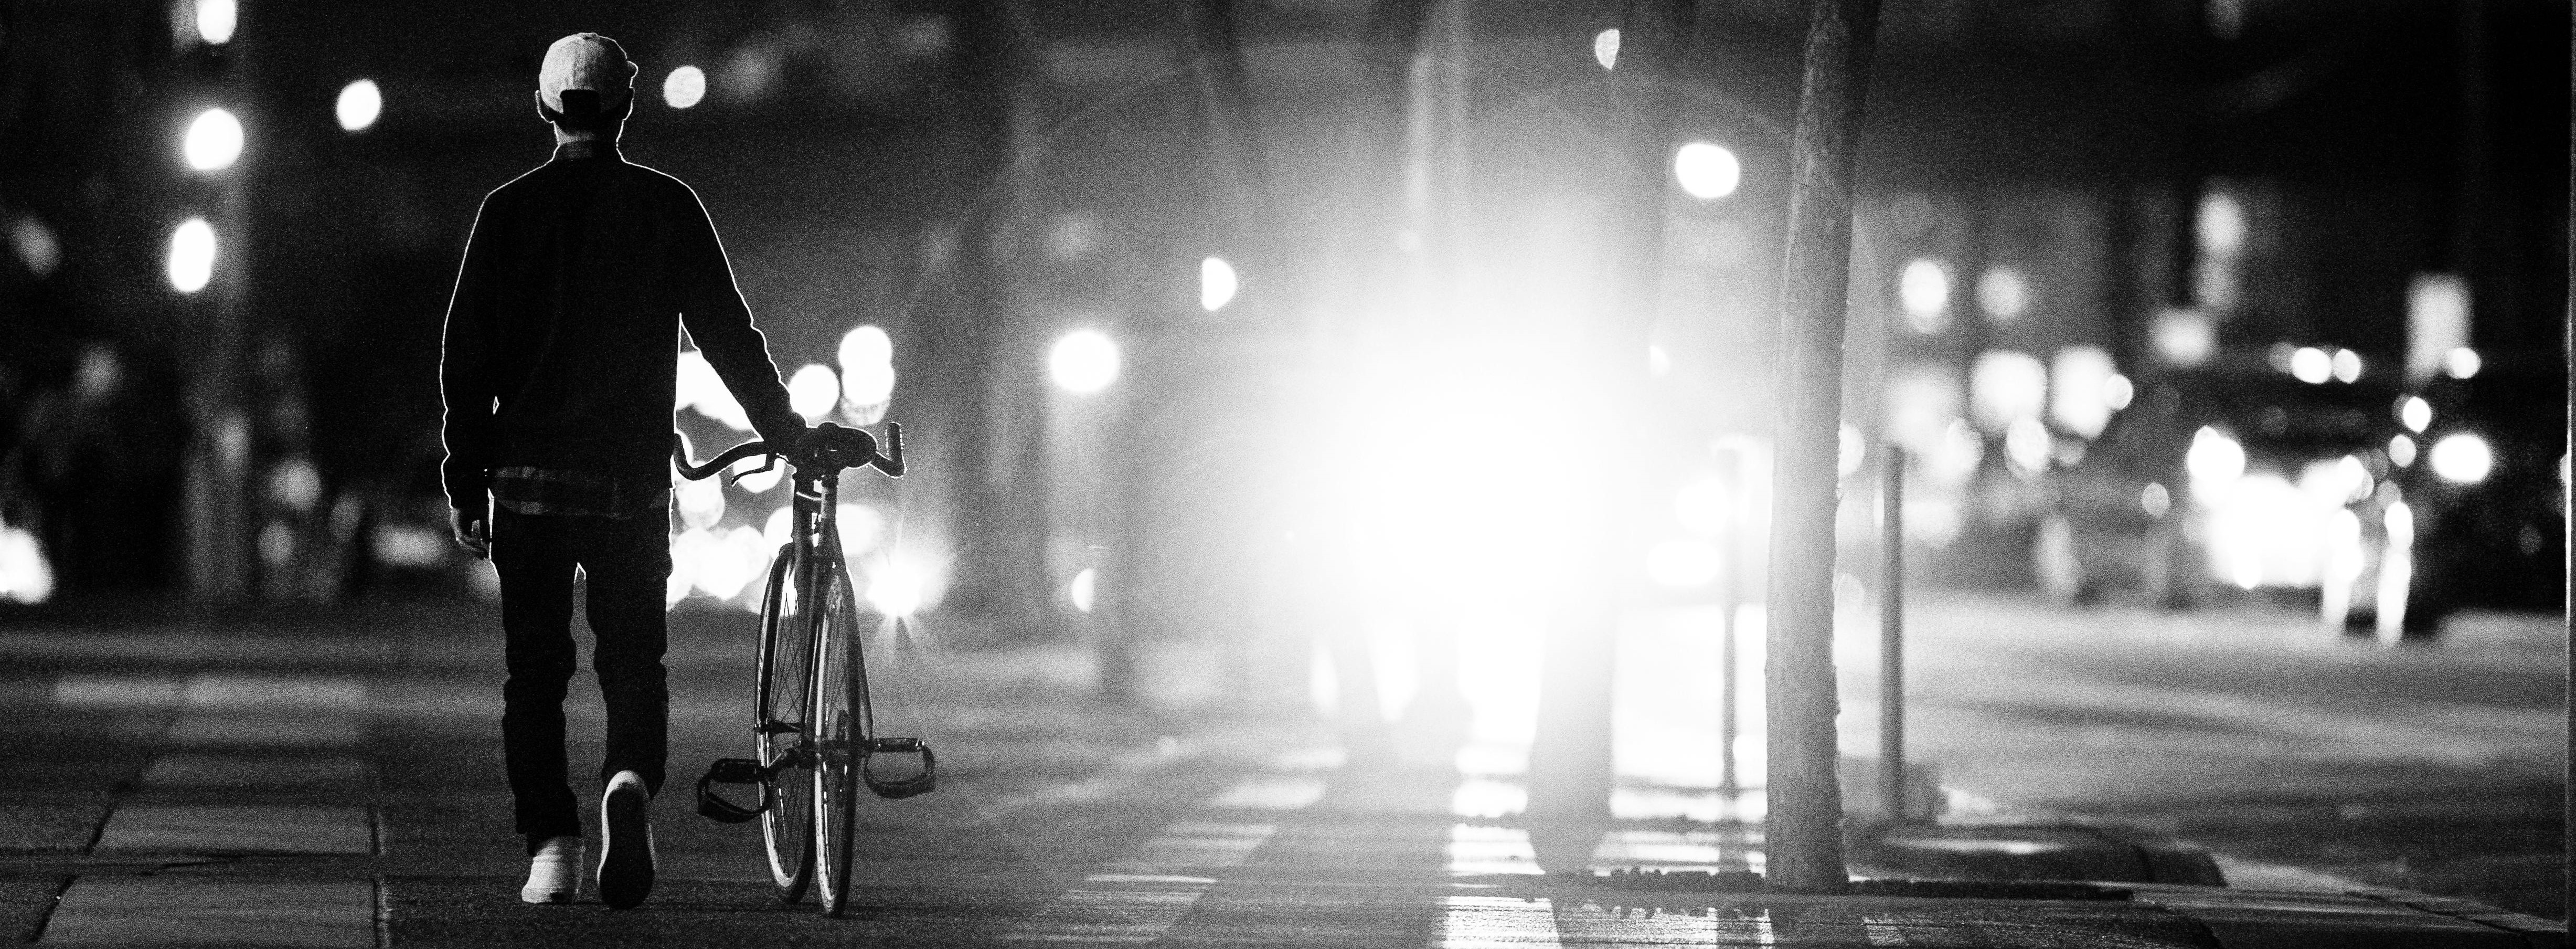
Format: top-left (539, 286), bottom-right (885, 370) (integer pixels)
top-left (754, 544), bottom-right (817, 902)
top-left (812, 563), bottom-right (870, 916)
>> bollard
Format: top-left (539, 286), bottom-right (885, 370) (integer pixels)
top-left (1878, 448), bottom-right (1905, 823)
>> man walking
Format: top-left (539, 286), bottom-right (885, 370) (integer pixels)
top-left (442, 33), bottom-right (807, 910)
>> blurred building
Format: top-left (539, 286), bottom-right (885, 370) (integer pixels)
top-left (0, 0), bottom-right (2563, 620)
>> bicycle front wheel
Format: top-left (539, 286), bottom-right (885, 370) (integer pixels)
top-left (754, 544), bottom-right (817, 902)
top-left (812, 563), bottom-right (871, 916)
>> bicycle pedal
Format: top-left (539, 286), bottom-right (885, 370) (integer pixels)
top-left (695, 757), bottom-right (773, 824)
top-left (860, 739), bottom-right (936, 800)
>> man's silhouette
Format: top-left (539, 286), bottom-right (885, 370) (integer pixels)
top-left (441, 32), bottom-right (806, 910)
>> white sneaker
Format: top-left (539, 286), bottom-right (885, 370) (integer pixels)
top-left (519, 836), bottom-right (583, 904)
top-left (597, 771), bottom-right (656, 910)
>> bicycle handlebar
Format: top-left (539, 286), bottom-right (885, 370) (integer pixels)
top-left (672, 421), bottom-right (906, 483)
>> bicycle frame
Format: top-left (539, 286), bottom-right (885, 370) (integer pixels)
top-left (689, 423), bottom-right (932, 836)
top-left (769, 465), bottom-right (871, 773)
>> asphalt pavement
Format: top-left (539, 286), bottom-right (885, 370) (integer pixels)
top-left (0, 591), bottom-right (2564, 946)
top-left (1889, 590), bottom-right (2568, 919)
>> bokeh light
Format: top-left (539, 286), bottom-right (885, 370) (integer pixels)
top-left (2445, 346), bottom-right (2481, 379)
top-left (2197, 191), bottom-right (2245, 257)
top-left (2429, 433), bottom-right (2493, 484)
top-left (837, 324), bottom-right (896, 409)
top-left (2288, 346), bottom-right (2332, 384)
top-left (1070, 567), bottom-right (1098, 613)
top-left (167, 218), bottom-right (216, 293)
top-left (1672, 142), bottom-right (1740, 200)
top-left (2330, 348), bottom-right (2361, 383)
top-left (196, 0), bottom-right (236, 44)
top-left (1049, 329), bottom-right (1120, 394)
top-left (664, 66), bottom-right (707, 109)
top-left (1899, 259), bottom-right (1949, 332)
top-left (1200, 256), bottom-right (1238, 312)
top-left (2399, 396), bottom-right (2431, 433)
top-left (787, 364), bottom-right (840, 424)
top-left (184, 108), bottom-right (244, 172)
top-left (336, 80), bottom-right (381, 132)
top-left (1976, 266), bottom-right (2028, 321)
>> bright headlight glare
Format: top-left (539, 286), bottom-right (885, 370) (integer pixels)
top-left (2428, 433), bottom-right (2493, 484)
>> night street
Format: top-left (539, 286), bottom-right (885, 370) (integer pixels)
top-left (7, 0), bottom-right (2575, 944)
top-left (0, 589), bottom-right (2561, 944)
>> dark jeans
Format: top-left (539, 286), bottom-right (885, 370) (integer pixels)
top-left (492, 506), bottom-right (670, 845)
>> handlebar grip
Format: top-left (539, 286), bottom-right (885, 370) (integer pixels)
top-left (874, 423), bottom-right (905, 477)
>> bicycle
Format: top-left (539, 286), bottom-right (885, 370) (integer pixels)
top-left (674, 421), bottom-right (934, 917)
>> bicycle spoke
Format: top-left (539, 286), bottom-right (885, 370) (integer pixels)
top-left (756, 544), bottom-right (816, 902)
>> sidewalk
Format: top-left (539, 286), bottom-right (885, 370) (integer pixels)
top-left (0, 598), bottom-right (2564, 947)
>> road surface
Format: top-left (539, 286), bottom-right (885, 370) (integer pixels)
top-left (0, 588), bottom-right (2560, 945)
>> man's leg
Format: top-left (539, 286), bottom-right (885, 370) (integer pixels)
top-left (493, 508), bottom-right (584, 848)
top-left (577, 511), bottom-right (671, 796)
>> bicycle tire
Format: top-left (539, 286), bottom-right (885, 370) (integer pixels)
top-left (812, 563), bottom-right (868, 916)
top-left (754, 544), bottom-right (817, 902)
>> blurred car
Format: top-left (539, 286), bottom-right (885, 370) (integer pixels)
top-left (2025, 360), bottom-right (2400, 615)
top-left (2384, 352), bottom-right (2566, 632)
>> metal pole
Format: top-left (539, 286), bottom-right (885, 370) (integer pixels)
top-left (1763, 0), bottom-right (1883, 893)
top-left (1719, 450), bottom-right (1742, 793)
top-left (2559, 6), bottom-right (2572, 921)
top-left (1878, 448), bottom-right (1904, 824)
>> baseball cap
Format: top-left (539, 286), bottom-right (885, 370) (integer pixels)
top-left (537, 33), bottom-right (637, 115)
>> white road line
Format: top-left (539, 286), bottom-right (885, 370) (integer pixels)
top-left (1005, 821), bottom-right (1280, 943)
top-left (1436, 895), bottom-right (1561, 949)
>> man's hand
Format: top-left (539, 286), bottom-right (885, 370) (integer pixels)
top-left (778, 424), bottom-right (819, 469)
top-left (450, 508), bottom-right (490, 559)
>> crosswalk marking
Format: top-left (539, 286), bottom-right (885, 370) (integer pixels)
top-left (1007, 820), bottom-right (1282, 943)
top-left (1446, 825), bottom-right (1542, 876)
top-left (1437, 894), bottom-right (1562, 948)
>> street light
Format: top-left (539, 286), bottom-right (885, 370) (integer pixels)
top-left (336, 80), bottom-right (381, 132)
top-left (196, 0), bottom-right (236, 45)
top-left (167, 218), bottom-right (216, 293)
top-left (183, 108), bottom-right (243, 172)
top-left (1199, 256), bottom-right (1238, 312)
top-left (1048, 329), bottom-right (1120, 394)
top-left (1673, 141), bottom-right (1740, 200)
top-left (664, 66), bottom-right (706, 109)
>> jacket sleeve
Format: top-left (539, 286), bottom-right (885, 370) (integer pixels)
top-left (439, 193), bottom-right (503, 513)
top-left (672, 184), bottom-right (803, 447)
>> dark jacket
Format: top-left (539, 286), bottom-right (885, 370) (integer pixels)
top-left (440, 140), bottom-right (799, 512)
